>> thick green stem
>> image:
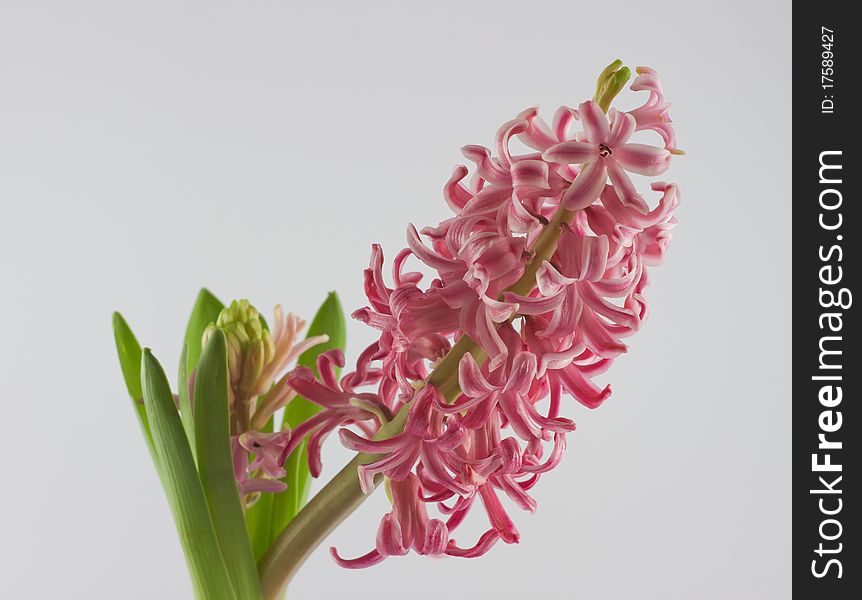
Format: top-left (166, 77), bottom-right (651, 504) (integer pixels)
top-left (258, 206), bottom-right (577, 599)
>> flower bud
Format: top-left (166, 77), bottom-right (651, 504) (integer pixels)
top-left (594, 59), bottom-right (631, 112)
top-left (202, 299), bottom-right (274, 396)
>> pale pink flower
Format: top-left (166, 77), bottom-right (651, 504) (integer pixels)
top-left (543, 100), bottom-right (671, 210)
top-left (231, 434), bottom-right (291, 496)
top-left (238, 429), bottom-right (292, 479)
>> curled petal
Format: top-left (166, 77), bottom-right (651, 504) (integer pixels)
top-left (499, 476), bottom-right (537, 512)
top-left (523, 433), bottom-right (568, 474)
top-left (503, 352), bottom-right (537, 394)
top-left (551, 105), bottom-right (579, 141)
top-left (579, 284), bottom-right (640, 330)
top-left (503, 289), bottom-right (565, 315)
top-left (405, 385), bottom-right (441, 438)
top-left (407, 224), bottom-right (463, 272)
top-left (446, 529), bottom-right (502, 558)
top-left (339, 429), bottom-right (411, 453)
top-left (580, 309), bottom-right (628, 358)
top-left (495, 114), bottom-right (529, 167)
top-left (508, 191), bottom-right (541, 234)
top-left (461, 144), bottom-right (511, 184)
top-left (444, 165), bottom-right (473, 212)
top-left (554, 365), bottom-right (612, 409)
top-left (511, 159), bottom-right (550, 189)
top-left (330, 547), bottom-right (385, 569)
top-left (376, 513), bottom-right (408, 556)
top-left (516, 106), bottom-right (559, 151)
top-left (422, 519), bottom-right (450, 555)
top-left (536, 261), bottom-right (577, 296)
top-left (459, 353), bottom-right (498, 397)
top-left (537, 341), bottom-right (586, 377)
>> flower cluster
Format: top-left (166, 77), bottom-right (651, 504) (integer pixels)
top-left (288, 63), bottom-right (681, 566)
top-left (202, 300), bottom-right (330, 496)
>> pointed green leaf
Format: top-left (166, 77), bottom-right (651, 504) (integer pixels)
top-left (141, 349), bottom-right (236, 600)
top-left (112, 312), bottom-right (157, 463)
top-left (178, 344), bottom-right (196, 463)
top-left (195, 331), bottom-right (263, 600)
top-left (269, 292), bottom-right (346, 546)
top-left (184, 288), bottom-right (225, 380)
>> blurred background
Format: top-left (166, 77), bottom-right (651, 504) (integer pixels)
top-left (0, 1), bottom-right (791, 598)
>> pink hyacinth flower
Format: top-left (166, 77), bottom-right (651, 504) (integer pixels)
top-left (543, 101), bottom-right (671, 210)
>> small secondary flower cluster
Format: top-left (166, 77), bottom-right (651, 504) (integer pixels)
top-left (261, 63), bottom-right (679, 565)
top-left (201, 300), bottom-right (329, 496)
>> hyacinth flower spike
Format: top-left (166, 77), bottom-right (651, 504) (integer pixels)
top-left (256, 60), bottom-right (682, 600)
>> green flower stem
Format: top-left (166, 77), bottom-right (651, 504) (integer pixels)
top-left (258, 206), bottom-right (576, 599)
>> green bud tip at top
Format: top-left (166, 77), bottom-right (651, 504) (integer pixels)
top-left (203, 299), bottom-right (274, 395)
top-left (594, 59), bottom-right (632, 113)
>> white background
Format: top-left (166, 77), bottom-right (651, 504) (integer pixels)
top-left (1, 1), bottom-right (791, 598)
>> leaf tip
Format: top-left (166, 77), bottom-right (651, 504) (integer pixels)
top-left (112, 310), bottom-right (128, 333)
top-left (196, 287), bottom-right (221, 304)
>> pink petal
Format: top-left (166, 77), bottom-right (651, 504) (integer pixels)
top-left (508, 191), bottom-right (541, 234)
top-left (554, 365), bottom-right (612, 409)
top-left (535, 261), bottom-right (577, 296)
top-left (503, 352), bottom-right (537, 394)
top-left (443, 165), bottom-right (473, 212)
top-left (478, 485), bottom-right (520, 544)
top-left (459, 353), bottom-right (499, 397)
top-left (461, 144), bottom-right (511, 184)
top-left (376, 513), bottom-right (409, 557)
top-left (503, 289), bottom-right (565, 315)
top-left (551, 105), bottom-right (579, 141)
top-left (578, 100), bottom-right (610, 144)
top-left (516, 107), bottom-right (559, 151)
top-left (338, 429), bottom-right (411, 453)
top-left (511, 159), bottom-right (550, 188)
top-left (330, 547), bottom-right (385, 569)
top-left (606, 110), bottom-right (637, 147)
top-left (407, 224), bottom-right (463, 272)
top-left (446, 529), bottom-right (501, 558)
top-left (561, 162), bottom-right (607, 210)
top-left (421, 519), bottom-right (450, 555)
top-left (579, 309), bottom-right (628, 358)
top-left (578, 234), bottom-right (610, 281)
top-left (495, 114), bottom-right (529, 167)
top-left (542, 140), bottom-right (599, 165)
top-left (614, 143), bottom-right (671, 176)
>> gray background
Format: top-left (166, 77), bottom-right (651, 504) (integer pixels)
top-left (0, 1), bottom-right (791, 598)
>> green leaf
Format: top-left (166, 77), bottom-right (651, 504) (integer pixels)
top-left (178, 344), bottom-right (196, 462)
top-left (184, 288), bottom-right (225, 381)
top-left (195, 331), bottom-right (263, 600)
top-left (269, 292), bottom-right (346, 546)
top-left (112, 312), bottom-right (156, 463)
top-left (141, 349), bottom-right (236, 600)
